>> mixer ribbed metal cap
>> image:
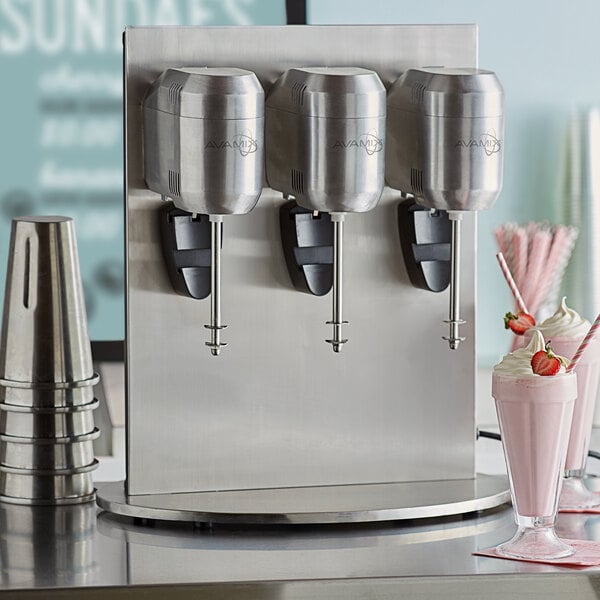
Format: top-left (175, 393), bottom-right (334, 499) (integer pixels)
top-left (387, 67), bottom-right (504, 118)
top-left (144, 67), bottom-right (264, 120)
top-left (266, 67), bottom-right (386, 119)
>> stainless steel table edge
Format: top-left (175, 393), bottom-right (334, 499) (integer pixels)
top-left (3, 573), bottom-right (600, 599)
top-left (96, 474), bottom-right (510, 525)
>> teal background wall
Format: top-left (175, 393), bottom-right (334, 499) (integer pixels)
top-left (0, 0), bottom-right (285, 342)
top-left (309, 0), bottom-right (600, 365)
top-left (3, 1), bottom-right (599, 364)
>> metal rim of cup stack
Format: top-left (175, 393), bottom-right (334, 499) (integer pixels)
top-left (0, 216), bottom-right (100, 505)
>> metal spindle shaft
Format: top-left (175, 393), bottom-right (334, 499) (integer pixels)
top-left (443, 212), bottom-right (466, 350)
top-left (326, 213), bottom-right (348, 352)
top-left (211, 219), bottom-right (222, 352)
top-left (205, 215), bottom-right (227, 355)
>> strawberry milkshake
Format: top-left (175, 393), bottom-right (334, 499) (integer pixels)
top-left (526, 298), bottom-right (600, 509)
top-left (492, 330), bottom-right (576, 559)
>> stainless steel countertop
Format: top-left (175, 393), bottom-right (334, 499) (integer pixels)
top-left (2, 486), bottom-right (600, 598)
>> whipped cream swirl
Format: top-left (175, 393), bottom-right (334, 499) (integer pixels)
top-left (494, 329), bottom-right (568, 376)
top-left (531, 297), bottom-right (590, 339)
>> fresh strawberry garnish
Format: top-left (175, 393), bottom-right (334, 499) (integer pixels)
top-left (531, 341), bottom-right (562, 376)
top-left (504, 311), bottom-right (535, 335)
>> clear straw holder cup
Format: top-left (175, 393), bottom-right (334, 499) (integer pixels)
top-left (492, 371), bottom-right (576, 560)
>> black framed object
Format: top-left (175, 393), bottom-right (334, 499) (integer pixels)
top-left (286, 0), bottom-right (306, 24)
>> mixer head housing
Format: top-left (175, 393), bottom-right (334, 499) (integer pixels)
top-left (386, 67), bottom-right (504, 212)
top-left (143, 67), bottom-right (264, 215)
top-left (265, 67), bottom-right (386, 213)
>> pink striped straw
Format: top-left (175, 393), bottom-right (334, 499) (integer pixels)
top-left (528, 225), bottom-right (569, 314)
top-left (494, 227), bottom-right (508, 261)
top-left (496, 251), bottom-right (529, 314)
top-left (519, 229), bottom-right (552, 316)
top-left (511, 226), bottom-right (528, 292)
top-left (567, 314), bottom-right (600, 373)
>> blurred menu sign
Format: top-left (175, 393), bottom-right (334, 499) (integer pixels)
top-left (0, 0), bottom-right (285, 340)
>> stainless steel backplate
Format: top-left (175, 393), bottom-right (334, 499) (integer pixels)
top-left (96, 25), bottom-right (509, 524)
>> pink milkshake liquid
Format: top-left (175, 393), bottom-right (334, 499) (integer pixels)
top-left (492, 371), bottom-right (576, 559)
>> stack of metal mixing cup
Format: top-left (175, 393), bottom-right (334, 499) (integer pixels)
top-left (0, 217), bottom-right (99, 505)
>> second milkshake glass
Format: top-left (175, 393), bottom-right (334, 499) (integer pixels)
top-left (492, 368), bottom-right (576, 559)
top-left (523, 329), bottom-right (600, 509)
top-left (551, 336), bottom-right (600, 509)
top-left (519, 297), bottom-right (600, 510)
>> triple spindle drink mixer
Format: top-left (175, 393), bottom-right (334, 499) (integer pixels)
top-left (97, 25), bottom-right (506, 523)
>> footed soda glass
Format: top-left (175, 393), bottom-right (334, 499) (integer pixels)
top-left (492, 370), bottom-right (577, 559)
top-left (551, 337), bottom-right (600, 510)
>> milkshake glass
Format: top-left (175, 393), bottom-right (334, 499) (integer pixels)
top-left (493, 330), bottom-right (576, 559)
top-left (526, 298), bottom-right (600, 509)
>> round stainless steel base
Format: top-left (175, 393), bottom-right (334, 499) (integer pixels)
top-left (96, 475), bottom-right (509, 525)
